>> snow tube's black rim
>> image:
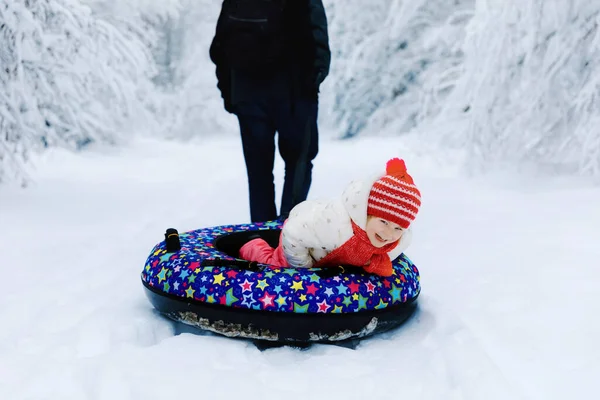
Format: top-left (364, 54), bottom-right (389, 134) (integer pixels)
top-left (142, 277), bottom-right (418, 344)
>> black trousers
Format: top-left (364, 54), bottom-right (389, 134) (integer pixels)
top-left (235, 98), bottom-right (319, 222)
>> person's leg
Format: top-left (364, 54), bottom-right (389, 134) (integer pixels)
top-left (239, 237), bottom-right (290, 267)
top-left (275, 98), bottom-right (319, 219)
top-left (239, 238), bottom-right (275, 263)
top-left (236, 103), bottom-right (278, 222)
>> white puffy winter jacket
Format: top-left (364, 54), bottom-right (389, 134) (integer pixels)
top-left (280, 175), bottom-right (413, 268)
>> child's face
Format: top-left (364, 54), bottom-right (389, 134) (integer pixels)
top-left (365, 216), bottom-right (404, 248)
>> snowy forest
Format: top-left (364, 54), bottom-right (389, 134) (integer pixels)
top-left (2, 0), bottom-right (600, 183)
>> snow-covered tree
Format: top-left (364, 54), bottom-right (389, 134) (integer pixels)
top-left (157, 0), bottom-right (238, 140)
top-left (88, 0), bottom-right (229, 141)
top-left (422, 0), bottom-right (600, 176)
top-left (323, 0), bottom-right (600, 177)
top-left (320, 0), bottom-right (473, 137)
top-left (82, 0), bottom-right (182, 88)
top-left (0, 0), bottom-right (163, 183)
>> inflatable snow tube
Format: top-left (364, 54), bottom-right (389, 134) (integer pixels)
top-left (141, 221), bottom-right (421, 344)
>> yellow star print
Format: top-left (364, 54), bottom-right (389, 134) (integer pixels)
top-left (291, 281), bottom-right (304, 291)
top-left (276, 296), bottom-right (287, 307)
top-left (213, 273), bottom-right (225, 285)
top-left (185, 287), bottom-right (195, 298)
top-left (256, 279), bottom-right (269, 290)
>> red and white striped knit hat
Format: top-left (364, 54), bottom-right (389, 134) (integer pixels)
top-left (367, 158), bottom-right (422, 229)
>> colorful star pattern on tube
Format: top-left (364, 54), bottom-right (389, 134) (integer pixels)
top-left (141, 221), bottom-right (420, 314)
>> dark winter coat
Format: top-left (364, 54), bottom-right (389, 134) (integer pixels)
top-left (209, 0), bottom-right (331, 113)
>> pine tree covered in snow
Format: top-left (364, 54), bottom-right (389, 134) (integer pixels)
top-left (0, 0), bottom-right (161, 183)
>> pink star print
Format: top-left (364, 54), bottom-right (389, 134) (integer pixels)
top-left (317, 299), bottom-right (331, 313)
top-left (365, 282), bottom-right (376, 293)
top-left (306, 283), bottom-right (318, 295)
top-left (187, 261), bottom-right (200, 270)
top-left (240, 279), bottom-right (253, 292)
top-left (259, 292), bottom-right (275, 308)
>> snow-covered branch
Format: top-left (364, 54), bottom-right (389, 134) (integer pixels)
top-left (0, 0), bottom-right (167, 183)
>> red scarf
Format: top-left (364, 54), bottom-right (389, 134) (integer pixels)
top-left (314, 220), bottom-right (398, 277)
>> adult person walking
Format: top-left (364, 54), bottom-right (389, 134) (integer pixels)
top-left (209, 0), bottom-right (331, 222)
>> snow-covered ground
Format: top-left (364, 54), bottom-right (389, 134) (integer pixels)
top-left (1, 136), bottom-right (599, 400)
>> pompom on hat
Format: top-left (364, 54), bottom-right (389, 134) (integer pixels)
top-left (366, 158), bottom-right (422, 229)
